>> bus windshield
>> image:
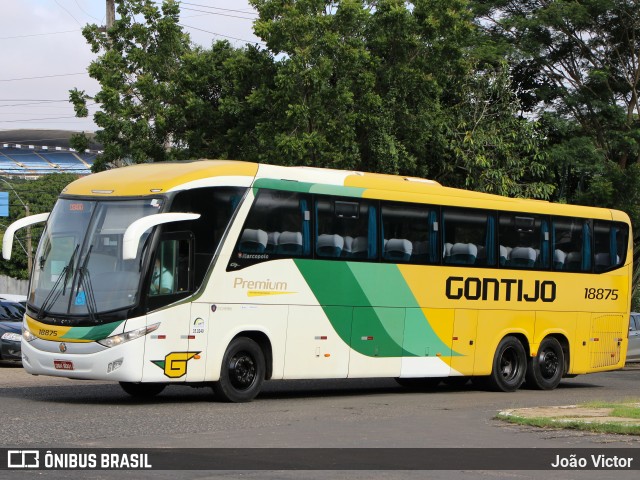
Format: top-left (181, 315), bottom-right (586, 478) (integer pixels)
top-left (30, 197), bottom-right (163, 318)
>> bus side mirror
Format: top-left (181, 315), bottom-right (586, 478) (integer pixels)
top-left (2, 213), bottom-right (50, 260)
top-left (122, 213), bottom-right (200, 260)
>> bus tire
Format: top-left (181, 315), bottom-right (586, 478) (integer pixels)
top-left (487, 336), bottom-right (526, 392)
top-left (395, 377), bottom-right (441, 389)
top-left (119, 382), bottom-right (166, 398)
top-left (213, 337), bottom-right (265, 403)
top-left (525, 336), bottom-right (564, 390)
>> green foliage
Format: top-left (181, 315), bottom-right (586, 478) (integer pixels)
top-left (73, 0), bottom-right (550, 200)
top-left (0, 175), bottom-right (79, 280)
top-left (473, 0), bottom-right (640, 297)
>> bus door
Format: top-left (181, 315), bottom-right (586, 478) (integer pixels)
top-left (142, 235), bottom-right (199, 382)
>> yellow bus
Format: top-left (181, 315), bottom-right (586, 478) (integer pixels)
top-left (3, 160), bottom-right (632, 402)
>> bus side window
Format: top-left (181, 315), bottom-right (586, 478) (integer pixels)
top-left (442, 208), bottom-right (495, 267)
top-left (381, 202), bottom-right (438, 264)
top-left (593, 221), bottom-right (628, 272)
top-left (498, 213), bottom-right (550, 269)
top-left (553, 217), bottom-right (590, 272)
top-left (235, 190), bottom-right (311, 262)
top-left (315, 196), bottom-right (376, 260)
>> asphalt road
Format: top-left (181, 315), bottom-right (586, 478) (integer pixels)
top-left (1, 363), bottom-right (639, 479)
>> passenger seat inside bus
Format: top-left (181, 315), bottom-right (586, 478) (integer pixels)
top-left (384, 238), bottom-right (413, 262)
top-left (317, 234), bottom-right (344, 258)
top-left (238, 228), bottom-right (268, 253)
top-left (565, 251), bottom-right (582, 271)
top-left (595, 252), bottom-right (619, 270)
top-left (509, 247), bottom-right (537, 268)
top-left (350, 236), bottom-right (369, 258)
top-left (265, 231), bottom-right (280, 253)
top-left (553, 249), bottom-right (566, 269)
top-left (445, 242), bottom-right (477, 265)
top-left (277, 231), bottom-right (303, 256)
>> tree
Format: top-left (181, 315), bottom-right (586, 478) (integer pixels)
top-left (249, 0), bottom-right (551, 196)
top-left (473, 0), bottom-right (640, 207)
top-left (70, 0), bottom-right (192, 169)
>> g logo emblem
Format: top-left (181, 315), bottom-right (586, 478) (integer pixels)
top-left (151, 352), bottom-right (200, 378)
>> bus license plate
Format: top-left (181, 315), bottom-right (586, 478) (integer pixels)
top-left (54, 360), bottom-right (74, 371)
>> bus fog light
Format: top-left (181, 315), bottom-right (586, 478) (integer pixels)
top-left (107, 358), bottom-right (124, 373)
top-left (97, 323), bottom-right (160, 348)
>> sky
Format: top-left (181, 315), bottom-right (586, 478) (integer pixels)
top-left (0, 0), bottom-right (261, 137)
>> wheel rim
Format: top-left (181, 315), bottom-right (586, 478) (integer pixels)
top-left (539, 349), bottom-right (559, 380)
top-left (228, 351), bottom-right (257, 391)
top-left (499, 347), bottom-right (521, 382)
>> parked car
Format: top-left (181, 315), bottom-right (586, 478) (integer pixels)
top-left (628, 312), bottom-right (640, 363)
top-left (0, 300), bottom-right (25, 363)
top-left (0, 294), bottom-right (27, 303)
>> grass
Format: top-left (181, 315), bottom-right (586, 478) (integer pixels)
top-left (496, 400), bottom-right (640, 436)
top-left (581, 400), bottom-right (640, 419)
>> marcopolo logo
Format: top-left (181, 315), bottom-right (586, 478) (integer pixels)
top-left (445, 276), bottom-right (557, 303)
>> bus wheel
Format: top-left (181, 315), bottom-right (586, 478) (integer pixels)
top-left (487, 336), bottom-right (526, 392)
top-left (213, 337), bottom-right (265, 403)
top-left (395, 377), bottom-right (441, 389)
top-left (119, 382), bottom-right (166, 398)
top-left (525, 337), bottom-right (564, 390)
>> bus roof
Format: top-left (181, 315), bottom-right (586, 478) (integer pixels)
top-left (61, 159), bottom-right (626, 222)
top-left (63, 160), bottom-right (259, 196)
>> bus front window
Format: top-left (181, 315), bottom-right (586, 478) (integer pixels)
top-left (30, 198), bottom-right (163, 319)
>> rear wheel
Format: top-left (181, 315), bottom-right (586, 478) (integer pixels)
top-left (525, 336), bottom-right (564, 390)
top-left (213, 337), bottom-right (265, 403)
top-left (119, 382), bottom-right (166, 398)
top-left (486, 336), bottom-right (527, 392)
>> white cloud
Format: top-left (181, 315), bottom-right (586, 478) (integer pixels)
top-left (0, 0), bottom-right (260, 133)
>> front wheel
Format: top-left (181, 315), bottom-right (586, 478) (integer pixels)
top-left (212, 337), bottom-right (265, 403)
top-left (525, 336), bottom-right (564, 390)
top-left (119, 382), bottom-right (166, 398)
top-left (486, 336), bottom-right (527, 392)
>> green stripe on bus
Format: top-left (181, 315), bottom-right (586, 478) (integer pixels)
top-left (294, 260), bottom-right (459, 357)
top-left (60, 321), bottom-right (124, 341)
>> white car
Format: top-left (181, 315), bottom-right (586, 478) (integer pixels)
top-left (0, 294), bottom-right (26, 304)
top-left (628, 313), bottom-right (640, 362)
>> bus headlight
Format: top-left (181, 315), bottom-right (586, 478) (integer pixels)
top-left (22, 325), bottom-right (37, 343)
top-left (97, 323), bottom-right (160, 348)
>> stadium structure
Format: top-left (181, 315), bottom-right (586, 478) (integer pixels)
top-left (0, 130), bottom-right (99, 177)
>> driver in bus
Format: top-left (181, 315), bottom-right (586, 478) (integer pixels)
top-left (150, 258), bottom-right (174, 295)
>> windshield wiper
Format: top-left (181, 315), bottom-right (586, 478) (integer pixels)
top-left (76, 245), bottom-right (98, 323)
top-left (37, 244), bottom-right (79, 320)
